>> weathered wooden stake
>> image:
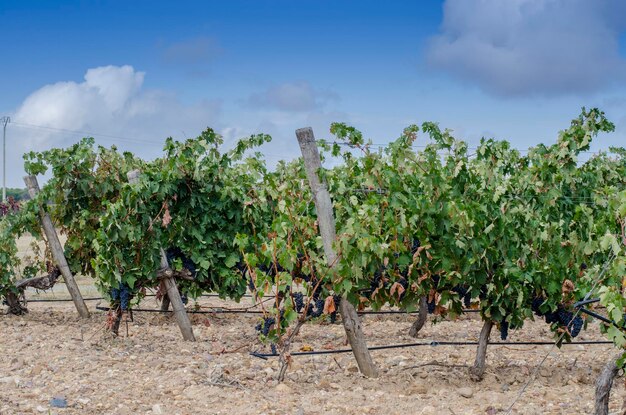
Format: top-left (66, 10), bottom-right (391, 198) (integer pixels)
top-left (469, 320), bottom-right (493, 381)
top-left (409, 296), bottom-right (428, 337)
top-left (594, 353), bottom-right (621, 415)
top-left (160, 294), bottom-right (171, 311)
top-left (127, 170), bottom-right (195, 341)
top-left (23, 175), bottom-right (90, 318)
top-left (296, 127), bottom-right (378, 378)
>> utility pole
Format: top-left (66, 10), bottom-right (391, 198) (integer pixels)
top-left (1, 116), bottom-right (9, 202)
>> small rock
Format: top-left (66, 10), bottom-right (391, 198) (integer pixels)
top-left (420, 405), bottom-right (437, 415)
top-left (77, 398), bottom-right (91, 405)
top-left (50, 396), bottom-right (67, 408)
top-left (539, 368), bottom-right (552, 378)
top-left (275, 383), bottom-right (292, 393)
top-left (36, 406), bottom-right (47, 413)
top-left (458, 387), bottom-right (474, 398)
top-left (318, 379), bottom-right (331, 389)
top-left (31, 365), bottom-right (45, 375)
top-left (152, 404), bottom-right (163, 414)
top-left (411, 384), bottom-right (429, 395)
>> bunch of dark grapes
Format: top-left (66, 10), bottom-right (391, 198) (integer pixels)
top-left (309, 279), bottom-right (323, 300)
top-left (500, 320), bottom-right (509, 340)
top-left (569, 315), bottom-right (584, 338)
top-left (557, 309), bottom-right (574, 327)
top-left (0, 197), bottom-right (20, 217)
top-left (364, 269), bottom-right (384, 299)
top-left (258, 262), bottom-right (287, 277)
top-left (307, 297), bottom-right (325, 318)
top-left (165, 247), bottom-right (182, 264)
top-left (545, 310), bottom-right (559, 324)
top-left (531, 296), bottom-right (545, 316)
top-left (479, 285), bottom-right (488, 301)
top-left (431, 274), bottom-right (440, 288)
top-left (452, 286), bottom-right (472, 308)
top-left (293, 292), bottom-right (305, 313)
top-left (181, 256), bottom-right (197, 278)
top-left (255, 316), bottom-right (276, 336)
top-left (110, 283), bottom-right (132, 311)
top-left (398, 278), bottom-right (409, 301)
top-left (427, 297), bottom-right (436, 314)
top-left (557, 309), bottom-right (584, 337)
top-left (255, 315), bottom-right (280, 354)
top-left (247, 276), bottom-right (256, 292)
top-left (411, 239), bottom-right (420, 253)
top-left (165, 247), bottom-right (198, 278)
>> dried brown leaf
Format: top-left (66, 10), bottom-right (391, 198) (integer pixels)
top-left (562, 279), bottom-right (575, 295)
top-left (161, 203), bottom-right (172, 228)
top-left (390, 282), bottom-right (406, 299)
top-left (323, 296), bottom-right (336, 314)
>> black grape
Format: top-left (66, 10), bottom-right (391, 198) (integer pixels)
top-left (293, 292), bottom-right (305, 313)
top-left (531, 297), bottom-right (545, 316)
top-left (247, 276), bottom-right (256, 292)
top-left (545, 311), bottom-right (559, 324)
top-left (307, 298), bottom-right (324, 318)
top-left (557, 309), bottom-right (573, 327)
top-left (427, 300), bottom-right (436, 314)
top-left (398, 278), bottom-right (409, 300)
top-left (432, 274), bottom-right (441, 288)
top-left (479, 285), bottom-right (488, 301)
top-left (570, 315), bottom-right (584, 338)
top-left (255, 317), bottom-right (275, 336)
top-left (165, 247), bottom-right (198, 278)
top-left (463, 293), bottom-right (472, 308)
top-left (411, 239), bottom-right (420, 253)
top-left (110, 282), bottom-right (132, 311)
top-left (500, 320), bottom-right (509, 340)
top-left (452, 286), bottom-right (471, 307)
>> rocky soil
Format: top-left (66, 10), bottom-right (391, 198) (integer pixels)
top-left (1, 290), bottom-right (625, 415)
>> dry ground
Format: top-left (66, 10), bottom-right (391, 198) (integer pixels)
top-left (1, 290), bottom-right (625, 415)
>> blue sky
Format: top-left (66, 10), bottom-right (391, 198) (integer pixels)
top-left (1, 0), bottom-right (625, 187)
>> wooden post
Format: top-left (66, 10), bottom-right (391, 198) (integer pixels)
top-left (594, 353), bottom-right (621, 415)
top-left (160, 294), bottom-right (171, 311)
top-left (127, 170), bottom-right (195, 341)
top-left (23, 175), bottom-right (90, 318)
top-left (469, 320), bottom-right (493, 381)
top-left (296, 127), bottom-right (378, 378)
top-left (409, 296), bottom-right (428, 337)
top-left (4, 292), bottom-right (27, 315)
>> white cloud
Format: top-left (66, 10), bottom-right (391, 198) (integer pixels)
top-left (6, 65), bottom-right (221, 187)
top-left (426, 0), bottom-right (626, 97)
top-left (245, 81), bottom-right (339, 112)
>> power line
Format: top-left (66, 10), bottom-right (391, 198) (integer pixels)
top-left (10, 121), bottom-right (164, 145)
